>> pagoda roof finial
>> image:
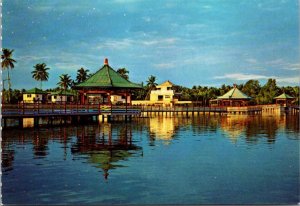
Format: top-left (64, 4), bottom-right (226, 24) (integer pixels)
top-left (104, 58), bottom-right (109, 65)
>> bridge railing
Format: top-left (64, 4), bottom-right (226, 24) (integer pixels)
top-left (2, 103), bottom-right (142, 116)
top-left (137, 105), bottom-right (228, 112)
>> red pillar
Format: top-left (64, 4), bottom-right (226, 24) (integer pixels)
top-left (81, 91), bottom-right (85, 104)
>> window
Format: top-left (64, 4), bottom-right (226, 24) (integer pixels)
top-left (158, 95), bottom-right (163, 101)
top-left (54, 95), bottom-right (57, 99)
top-left (27, 94), bottom-right (31, 98)
top-left (165, 95), bottom-right (170, 98)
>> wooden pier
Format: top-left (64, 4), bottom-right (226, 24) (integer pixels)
top-left (138, 105), bottom-right (262, 117)
top-left (1, 103), bottom-right (141, 128)
top-left (1, 103), bottom-right (298, 128)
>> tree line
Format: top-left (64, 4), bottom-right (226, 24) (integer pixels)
top-left (1, 48), bottom-right (299, 105)
top-left (1, 48), bottom-right (132, 103)
top-left (132, 76), bottom-right (299, 106)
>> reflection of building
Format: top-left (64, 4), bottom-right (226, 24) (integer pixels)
top-left (149, 117), bottom-right (177, 141)
top-left (71, 124), bottom-right (141, 179)
top-left (210, 85), bottom-right (251, 106)
top-left (73, 58), bottom-right (142, 105)
top-left (23, 88), bottom-right (47, 103)
top-left (220, 116), bottom-right (248, 143)
top-left (220, 115), bottom-right (283, 144)
top-left (274, 93), bottom-right (295, 107)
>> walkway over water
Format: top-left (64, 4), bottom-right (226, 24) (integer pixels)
top-left (2, 103), bottom-right (141, 118)
top-left (2, 103), bottom-right (298, 119)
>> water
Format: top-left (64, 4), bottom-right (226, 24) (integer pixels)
top-left (2, 115), bottom-right (299, 204)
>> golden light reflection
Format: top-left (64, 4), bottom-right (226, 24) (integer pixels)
top-left (23, 118), bottom-right (34, 128)
top-left (149, 117), bottom-right (179, 142)
top-left (220, 115), bottom-right (249, 143)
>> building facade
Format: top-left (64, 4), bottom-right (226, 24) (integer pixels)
top-left (149, 80), bottom-right (176, 105)
top-left (23, 88), bottom-right (47, 103)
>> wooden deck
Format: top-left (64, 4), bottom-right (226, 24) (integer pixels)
top-left (2, 103), bottom-right (141, 118)
top-left (2, 103), bottom-right (298, 119)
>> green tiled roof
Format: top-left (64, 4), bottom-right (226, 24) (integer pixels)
top-left (74, 62), bottom-right (142, 89)
top-left (217, 87), bottom-right (251, 99)
top-left (51, 90), bottom-right (77, 96)
top-left (274, 93), bottom-right (294, 99)
top-left (25, 87), bottom-right (47, 94)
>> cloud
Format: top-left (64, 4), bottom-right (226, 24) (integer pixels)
top-left (54, 62), bottom-right (87, 71)
top-left (265, 59), bottom-right (300, 70)
top-left (141, 38), bottom-right (178, 46)
top-left (153, 63), bottom-right (175, 69)
top-left (202, 5), bottom-right (212, 9)
top-left (96, 39), bottom-right (134, 50)
top-left (276, 77), bottom-right (300, 84)
top-left (265, 58), bottom-right (286, 65)
top-left (283, 63), bottom-right (300, 71)
top-left (214, 73), bottom-right (300, 84)
top-left (214, 73), bottom-right (274, 80)
top-left (95, 37), bottom-right (178, 50)
top-left (112, 0), bottom-right (141, 3)
top-left (245, 58), bottom-right (258, 64)
top-left (142, 17), bottom-right (151, 22)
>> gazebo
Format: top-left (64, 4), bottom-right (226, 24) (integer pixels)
top-left (73, 58), bottom-right (142, 105)
top-left (210, 85), bottom-right (251, 106)
top-left (274, 93), bottom-right (295, 106)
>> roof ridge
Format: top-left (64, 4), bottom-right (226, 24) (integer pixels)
top-left (106, 65), bottom-right (113, 86)
top-left (229, 87), bottom-right (235, 98)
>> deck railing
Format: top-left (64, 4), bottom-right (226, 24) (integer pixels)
top-left (2, 103), bottom-right (141, 117)
top-left (3, 103), bottom-right (294, 117)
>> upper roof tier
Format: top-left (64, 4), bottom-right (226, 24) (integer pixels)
top-left (156, 80), bottom-right (175, 88)
top-left (217, 85), bottom-right (251, 100)
top-left (74, 58), bottom-right (142, 90)
top-left (274, 93), bottom-right (294, 99)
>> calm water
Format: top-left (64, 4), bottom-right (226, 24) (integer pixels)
top-left (2, 115), bottom-right (299, 204)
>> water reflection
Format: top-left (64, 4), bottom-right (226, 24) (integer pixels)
top-left (2, 115), bottom-right (299, 174)
top-left (71, 124), bottom-right (142, 179)
top-left (221, 116), bottom-right (249, 143)
top-left (219, 115), bottom-right (299, 144)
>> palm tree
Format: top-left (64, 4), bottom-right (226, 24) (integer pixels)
top-left (117, 68), bottom-right (129, 80)
top-left (31, 63), bottom-right (50, 89)
top-left (57, 74), bottom-right (73, 103)
top-left (57, 74), bottom-right (72, 91)
top-left (1, 48), bottom-right (16, 102)
top-left (145, 75), bottom-right (158, 100)
top-left (76, 67), bottom-right (90, 83)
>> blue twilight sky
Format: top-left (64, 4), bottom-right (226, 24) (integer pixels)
top-left (2, 0), bottom-right (299, 90)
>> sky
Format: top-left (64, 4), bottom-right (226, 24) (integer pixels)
top-left (2, 0), bottom-right (299, 90)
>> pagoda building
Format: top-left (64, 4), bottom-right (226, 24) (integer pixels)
top-left (73, 58), bottom-right (142, 105)
top-left (210, 84), bottom-right (251, 106)
top-left (274, 93), bottom-right (295, 106)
